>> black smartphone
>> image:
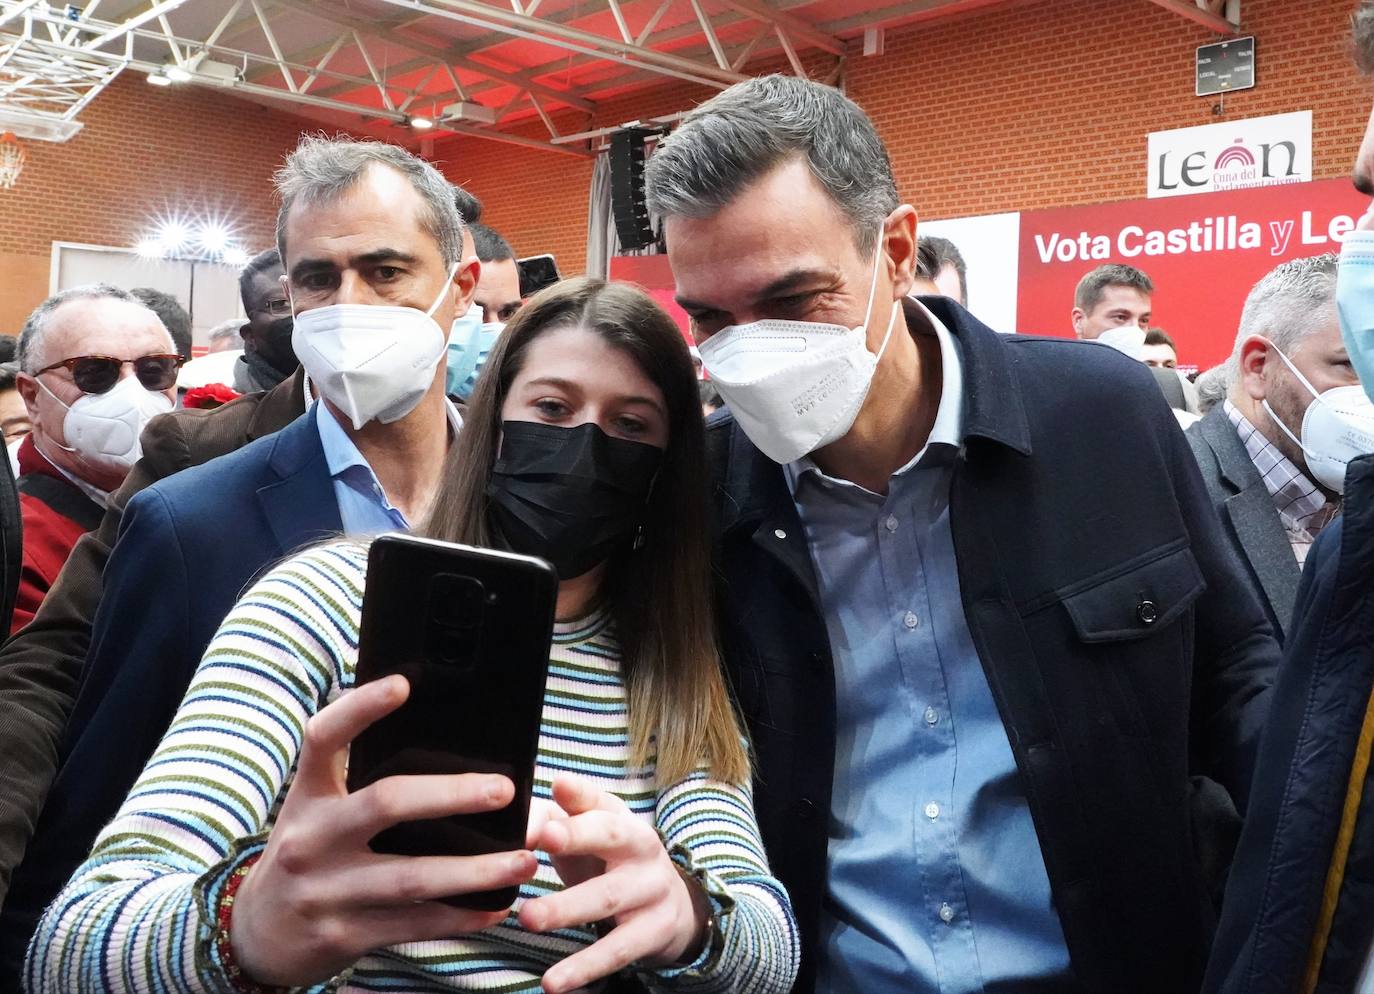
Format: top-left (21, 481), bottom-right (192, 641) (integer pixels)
top-left (347, 533), bottom-right (558, 911)
top-left (517, 253), bottom-right (560, 298)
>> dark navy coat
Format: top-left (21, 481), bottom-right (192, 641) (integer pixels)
top-left (707, 297), bottom-right (1280, 994)
top-left (1206, 453), bottom-right (1374, 994)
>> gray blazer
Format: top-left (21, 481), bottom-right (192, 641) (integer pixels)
top-left (1185, 406), bottom-right (1300, 640)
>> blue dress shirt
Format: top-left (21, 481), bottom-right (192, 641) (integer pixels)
top-left (314, 399), bottom-right (461, 536)
top-left (791, 300), bottom-right (1072, 993)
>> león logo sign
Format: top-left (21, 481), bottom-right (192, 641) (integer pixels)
top-left (1146, 112), bottom-right (1311, 199)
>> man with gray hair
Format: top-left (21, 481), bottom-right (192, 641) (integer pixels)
top-left (10, 285), bottom-right (178, 632)
top-left (1185, 254), bottom-right (1362, 642)
top-left (205, 317), bottom-right (244, 353)
top-left (0, 135), bottom-right (481, 979)
top-left (648, 73), bottom-right (1277, 994)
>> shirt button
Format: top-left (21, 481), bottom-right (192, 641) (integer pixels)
top-left (925, 802), bottom-right (940, 820)
top-left (774, 528), bottom-right (787, 540)
top-left (903, 611), bottom-right (920, 630)
top-left (939, 903), bottom-right (955, 923)
top-left (923, 706), bottom-right (939, 726)
top-left (884, 514), bottom-right (898, 533)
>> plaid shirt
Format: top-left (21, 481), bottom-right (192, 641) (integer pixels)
top-left (1224, 401), bottom-right (1340, 568)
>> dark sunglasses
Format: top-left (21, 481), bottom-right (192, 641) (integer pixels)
top-left (37, 354), bottom-right (184, 395)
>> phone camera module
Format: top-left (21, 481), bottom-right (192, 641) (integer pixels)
top-left (431, 573), bottom-right (486, 631)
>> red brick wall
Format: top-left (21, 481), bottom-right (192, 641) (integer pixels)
top-left (2, 0), bottom-right (1363, 330)
top-left (0, 74), bottom-right (319, 331)
top-left (435, 0), bottom-right (1369, 277)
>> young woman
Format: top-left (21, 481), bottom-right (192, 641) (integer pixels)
top-left (27, 278), bottom-right (798, 994)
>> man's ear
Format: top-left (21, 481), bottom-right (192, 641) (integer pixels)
top-left (15, 373), bottom-right (40, 416)
top-left (454, 256), bottom-right (481, 314)
top-left (1238, 335), bottom-right (1271, 401)
top-left (1071, 308), bottom-right (1086, 339)
top-left (884, 206), bottom-right (919, 300)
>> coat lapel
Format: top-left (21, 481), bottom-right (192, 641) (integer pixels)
top-left (256, 407), bottom-right (343, 556)
top-left (1200, 408), bottom-right (1300, 632)
top-left (246, 368), bottom-right (308, 442)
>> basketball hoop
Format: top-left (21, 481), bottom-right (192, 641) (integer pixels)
top-left (0, 133), bottom-right (27, 190)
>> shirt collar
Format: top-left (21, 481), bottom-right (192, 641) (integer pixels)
top-left (1223, 399), bottom-right (1338, 534)
top-left (314, 396), bottom-right (462, 484)
top-left (784, 295), bottom-right (965, 496)
top-left (302, 375), bottom-right (464, 436)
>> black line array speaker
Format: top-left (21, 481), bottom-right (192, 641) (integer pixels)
top-left (610, 127), bottom-right (657, 251)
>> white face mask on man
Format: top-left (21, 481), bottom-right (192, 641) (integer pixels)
top-left (1261, 342), bottom-right (1374, 494)
top-left (36, 374), bottom-right (173, 478)
top-left (697, 230), bottom-right (899, 465)
top-left (1095, 324), bottom-right (1147, 360)
top-left (291, 264), bottom-right (458, 431)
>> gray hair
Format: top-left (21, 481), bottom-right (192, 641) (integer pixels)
top-left (1074, 264), bottom-right (1154, 313)
top-left (645, 75), bottom-right (898, 253)
top-left (1193, 364), bottom-right (1231, 415)
top-left (274, 135), bottom-right (464, 268)
top-left (17, 283), bottom-right (152, 374)
top-left (1355, 0), bottom-right (1374, 73)
top-left (1232, 253), bottom-right (1339, 365)
top-left (207, 318), bottom-right (245, 348)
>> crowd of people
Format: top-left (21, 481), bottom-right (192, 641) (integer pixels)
top-left (0, 5), bottom-right (1372, 994)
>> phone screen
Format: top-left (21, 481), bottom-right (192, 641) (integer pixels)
top-left (517, 254), bottom-right (560, 298)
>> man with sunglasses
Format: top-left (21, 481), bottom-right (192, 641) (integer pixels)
top-left (10, 285), bottom-right (179, 633)
top-left (0, 136), bottom-right (478, 983)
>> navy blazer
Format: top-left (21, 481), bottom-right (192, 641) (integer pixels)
top-left (1205, 454), bottom-right (1374, 994)
top-left (707, 297), bottom-right (1279, 994)
top-left (0, 408), bottom-right (340, 976)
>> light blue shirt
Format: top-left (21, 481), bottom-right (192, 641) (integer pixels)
top-left (790, 300), bottom-right (1071, 994)
top-left (314, 400), bottom-right (461, 536)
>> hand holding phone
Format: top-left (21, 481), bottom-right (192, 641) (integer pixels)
top-left (228, 675), bottom-right (539, 989)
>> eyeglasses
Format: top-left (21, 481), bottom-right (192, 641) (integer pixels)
top-left (258, 298), bottom-right (292, 316)
top-left (37, 354), bottom-right (184, 395)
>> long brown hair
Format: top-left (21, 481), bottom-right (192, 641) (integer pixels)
top-left (423, 277), bottom-right (748, 785)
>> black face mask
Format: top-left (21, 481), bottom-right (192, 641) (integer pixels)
top-left (487, 420), bottom-right (664, 580)
top-left (255, 316), bottom-right (297, 377)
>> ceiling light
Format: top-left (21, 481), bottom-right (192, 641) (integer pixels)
top-left (157, 220), bottom-right (190, 252)
top-left (221, 246), bottom-right (249, 267)
top-left (197, 223), bottom-right (231, 253)
top-left (165, 65), bottom-right (192, 83)
top-left (135, 237), bottom-right (165, 259)
top-left (408, 116), bottom-right (434, 130)
top-left (439, 100), bottom-right (497, 126)
top-left (146, 73), bottom-right (172, 87)
top-left (185, 52), bottom-right (242, 85)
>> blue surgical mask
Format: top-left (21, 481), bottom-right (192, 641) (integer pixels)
top-left (445, 302), bottom-right (503, 401)
top-left (1339, 230), bottom-right (1374, 404)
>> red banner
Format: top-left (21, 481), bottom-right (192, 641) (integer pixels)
top-left (607, 254), bottom-right (694, 345)
top-left (613, 178), bottom-right (1372, 373)
top-left (1015, 178), bottom-right (1370, 369)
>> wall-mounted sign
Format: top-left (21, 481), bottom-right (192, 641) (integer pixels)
top-left (1147, 111), bottom-right (1311, 199)
top-left (615, 177), bottom-right (1367, 372)
top-left (1197, 36), bottom-right (1255, 96)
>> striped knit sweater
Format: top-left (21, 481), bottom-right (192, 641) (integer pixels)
top-left (26, 542), bottom-right (799, 994)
